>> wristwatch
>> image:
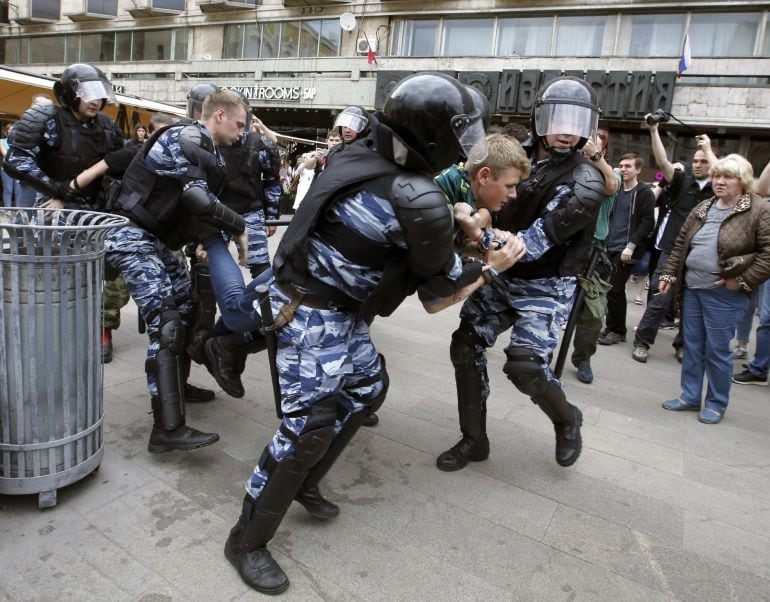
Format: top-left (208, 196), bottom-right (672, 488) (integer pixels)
top-left (590, 152), bottom-right (602, 162)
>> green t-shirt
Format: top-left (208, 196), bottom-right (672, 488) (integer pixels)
top-left (434, 164), bottom-right (475, 209)
top-left (593, 171), bottom-right (621, 244)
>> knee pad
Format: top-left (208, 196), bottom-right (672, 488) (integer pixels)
top-left (450, 320), bottom-right (482, 369)
top-left (503, 348), bottom-right (549, 398)
top-left (157, 302), bottom-right (186, 355)
top-left (346, 354), bottom-right (389, 414)
top-left (369, 353), bottom-right (389, 413)
top-left (264, 396), bottom-right (339, 476)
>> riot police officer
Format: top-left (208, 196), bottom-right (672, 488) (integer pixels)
top-left (325, 105), bottom-right (370, 163)
top-left (436, 76), bottom-right (606, 472)
top-left (4, 63), bottom-right (124, 209)
top-left (104, 89), bottom-right (249, 454)
top-left (223, 72), bottom-right (511, 594)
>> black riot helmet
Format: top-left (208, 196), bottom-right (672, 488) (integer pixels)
top-left (378, 72), bottom-right (487, 174)
top-left (53, 63), bottom-right (115, 111)
top-left (531, 76), bottom-right (600, 155)
top-left (334, 105), bottom-right (370, 142)
top-left (187, 83), bottom-right (218, 120)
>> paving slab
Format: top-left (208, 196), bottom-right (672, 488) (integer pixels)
top-left (2, 269), bottom-right (770, 599)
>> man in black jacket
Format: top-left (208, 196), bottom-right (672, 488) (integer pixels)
top-left (597, 153), bottom-right (655, 345)
top-left (631, 123), bottom-right (716, 363)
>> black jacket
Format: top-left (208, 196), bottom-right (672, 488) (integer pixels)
top-left (657, 167), bottom-right (714, 254)
top-left (609, 181), bottom-right (655, 259)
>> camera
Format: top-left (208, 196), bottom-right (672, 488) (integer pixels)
top-left (645, 109), bottom-right (671, 126)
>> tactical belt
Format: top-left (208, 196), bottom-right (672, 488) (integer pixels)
top-left (273, 282), bottom-right (341, 329)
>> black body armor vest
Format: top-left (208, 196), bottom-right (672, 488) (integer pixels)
top-left (218, 135), bottom-right (266, 214)
top-left (114, 124), bottom-right (225, 240)
top-left (38, 108), bottom-right (120, 206)
top-left (497, 153), bottom-right (603, 279)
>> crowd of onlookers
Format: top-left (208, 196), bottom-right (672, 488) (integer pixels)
top-left (570, 117), bottom-right (770, 425)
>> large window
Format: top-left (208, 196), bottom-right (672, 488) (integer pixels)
top-left (318, 20), bottom-right (340, 57)
top-left (30, 0), bottom-right (59, 20)
top-left (86, 0), bottom-right (118, 16)
top-left (765, 16), bottom-right (770, 56)
top-left (133, 30), bottom-right (173, 61)
top-left (689, 13), bottom-right (758, 57)
top-left (223, 20), bottom-right (339, 60)
top-left (443, 19), bottom-right (494, 56)
top-left (261, 22), bottom-right (280, 58)
top-left (555, 16), bottom-right (606, 56)
top-left (29, 37), bottom-right (65, 64)
top-left (81, 33), bottom-right (115, 63)
top-left (7, 29), bottom-right (187, 64)
top-left (115, 31), bottom-right (131, 61)
top-left (402, 20), bottom-right (439, 57)
top-left (279, 21), bottom-right (300, 58)
top-left (497, 17), bottom-right (552, 56)
top-left (617, 14), bottom-right (685, 57)
top-left (151, 0), bottom-right (185, 9)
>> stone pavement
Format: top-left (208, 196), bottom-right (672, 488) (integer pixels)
top-left (2, 280), bottom-right (770, 600)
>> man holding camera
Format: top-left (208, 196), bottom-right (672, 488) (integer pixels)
top-left (630, 114), bottom-right (716, 363)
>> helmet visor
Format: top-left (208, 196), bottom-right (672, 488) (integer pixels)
top-left (451, 114), bottom-right (488, 165)
top-left (75, 79), bottom-right (116, 105)
top-left (534, 102), bottom-right (597, 140)
top-left (334, 112), bottom-right (368, 133)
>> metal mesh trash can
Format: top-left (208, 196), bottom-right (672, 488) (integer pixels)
top-left (0, 208), bottom-right (127, 508)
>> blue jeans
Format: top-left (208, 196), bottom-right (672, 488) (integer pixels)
top-left (680, 286), bottom-right (749, 412)
top-left (14, 183), bottom-right (37, 208)
top-left (735, 281), bottom-right (762, 342)
top-left (1, 170), bottom-right (20, 207)
top-left (203, 237), bottom-right (271, 333)
top-left (747, 282), bottom-right (770, 378)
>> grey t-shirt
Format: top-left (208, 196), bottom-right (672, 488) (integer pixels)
top-left (685, 204), bottom-right (733, 289)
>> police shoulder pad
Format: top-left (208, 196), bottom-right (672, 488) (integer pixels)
top-left (178, 124), bottom-right (215, 165)
top-left (391, 173), bottom-right (448, 211)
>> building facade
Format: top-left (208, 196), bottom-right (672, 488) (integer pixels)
top-left (1, 0), bottom-right (769, 171)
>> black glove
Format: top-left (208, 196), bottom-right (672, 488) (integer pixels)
top-left (53, 180), bottom-right (86, 203)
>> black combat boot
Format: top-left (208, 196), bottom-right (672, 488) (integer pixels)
top-left (184, 383), bottom-right (215, 403)
top-left (436, 435), bottom-right (490, 472)
top-left (362, 413), bottom-right (379, 427)
top-left (534, 384), bottom-right (583, 467)
top-left (436, 359), bottom-right (490, 471)
top-left (204, 332), bottom-right (266, 398)
top-left (294, 485), bottom-right (339, 519)
top-left (224, 495), bottom-right (289, 595)
top-left (147, 397), bottom-right (220, 454)
top-left (552, 405), bottom-right (583, 467)
top-left (179, 354), bottom-right (215, 403)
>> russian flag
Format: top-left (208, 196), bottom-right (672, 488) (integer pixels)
top-left (677, 33), bottom-right (691, 79)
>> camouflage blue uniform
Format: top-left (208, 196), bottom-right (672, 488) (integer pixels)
top-left (5, 107), bottom-right (123, 209)
top-left (104, 125), bottom-right (223, 398)
top-left (244, 141), bottom-right (281, 270)
top-left (460, 167), bottom-right (577, 402)
top-left (221, 136), bottom-right (282, 272)
top-left (245, 189), bottom-right (462, 498)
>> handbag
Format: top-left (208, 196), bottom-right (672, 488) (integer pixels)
top-left (716, 252), bottom-right (756, 279)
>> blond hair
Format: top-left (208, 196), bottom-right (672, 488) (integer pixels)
top-left (201, 90), bottom-right (248, 121)
top-left (467, 134), bottom-right (530, 180)
top-left (710, 154), bottom-right (754, 195)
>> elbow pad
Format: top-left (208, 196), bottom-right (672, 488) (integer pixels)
top-left (543, 164), bottom-right (606, 245)
top-left (181, 186), bottom-right (245, 235)
top-left (391, 174), bottom-right (455, 278)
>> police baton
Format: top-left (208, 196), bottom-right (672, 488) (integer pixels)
top-left (552, 244), bottom-right (603, 379)
top-left (256, 284), bottom-right (283, 419)
top-left (265, 219), bottom-right (293, 226)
